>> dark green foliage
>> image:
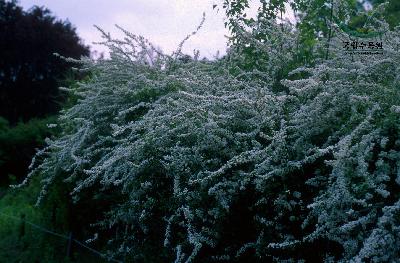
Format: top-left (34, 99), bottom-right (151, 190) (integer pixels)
top-left (368, 0), bottom-right (400, 28)
top-left (0, 175), bottom-right (111, 263)
top-left (0, 116), bottom-right (58, 184)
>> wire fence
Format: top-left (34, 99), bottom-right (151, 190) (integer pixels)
top-left (0, 211), bottom-right (123, 263)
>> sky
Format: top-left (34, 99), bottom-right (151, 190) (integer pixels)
top-left (18, 0), bottom-right (236, 59)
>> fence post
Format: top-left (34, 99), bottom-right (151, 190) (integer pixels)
top-left (66, 232), bottom-right (73, 259)
top-left (18, 213), bottom-right (26, 241)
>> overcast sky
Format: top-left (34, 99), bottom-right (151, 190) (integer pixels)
top-left (18, 0), bottom-right (237, 58)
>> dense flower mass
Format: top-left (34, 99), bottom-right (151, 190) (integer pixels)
top-left (21, 8), bottom-right (400, 263)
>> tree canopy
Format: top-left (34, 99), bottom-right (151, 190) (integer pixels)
top-left (0, 0), bottom-right (89, 124)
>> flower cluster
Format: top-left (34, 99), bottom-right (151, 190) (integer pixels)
top-left (23, 16), bottom-right (400, 262)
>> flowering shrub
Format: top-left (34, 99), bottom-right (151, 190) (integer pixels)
top-left (20, 10), bottom-right (400, 263)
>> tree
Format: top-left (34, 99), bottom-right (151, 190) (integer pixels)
top-left (368, 0), bottom-right (400, 28)
top-left (0, 0), bottom-right (89, 124)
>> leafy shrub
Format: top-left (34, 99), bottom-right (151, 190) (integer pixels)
top-left (0, 116), bottom-right (58, 185)
top-left (0, 175), bottom-right (66, 262)
top-left (22, 7), bottom-right (400, 263)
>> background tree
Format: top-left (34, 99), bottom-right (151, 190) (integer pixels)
top-left (0, 2), bottom-right (92, 261)
top-left (0, 0), bottom-right (89, 124)
top-left (367, 0), bottom-right (400, 28)
top-left (219, 0), bottom-right (390, 68)
top-left (0, 0), bottom-right (89, 184)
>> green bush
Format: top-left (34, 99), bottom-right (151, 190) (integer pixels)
top-left (13, 2), bottom-right (400, 262)
top-left (0, 176), bottom-right (64, 262)
top-left (0, 116), bottom-right (59, 185)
